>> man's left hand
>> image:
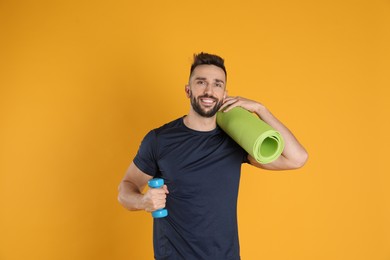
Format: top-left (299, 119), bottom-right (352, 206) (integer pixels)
top-left (219, 96), bottom-right (263, 114)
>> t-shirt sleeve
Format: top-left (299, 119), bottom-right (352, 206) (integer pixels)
top-left (133, 130), bottom-right (159, 177)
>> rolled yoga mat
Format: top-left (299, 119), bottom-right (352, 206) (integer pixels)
top-left (216, 107), bottom-right (285, 164)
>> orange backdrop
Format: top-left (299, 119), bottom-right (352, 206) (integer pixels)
top-left (1, 1), bottom-right (389, 259)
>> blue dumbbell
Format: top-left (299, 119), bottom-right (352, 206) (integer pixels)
top-left (147, 178), bottom-right (168, 218)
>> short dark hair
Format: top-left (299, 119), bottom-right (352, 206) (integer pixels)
top-left (189, 52), bottom-right (227, 80)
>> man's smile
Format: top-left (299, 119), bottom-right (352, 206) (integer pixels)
top-left (200, 97), bottom-right (216, 107)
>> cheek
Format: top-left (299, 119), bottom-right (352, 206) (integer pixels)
top-left (216, 89), bottom-right (226, 99)
top-left (189, 88), bottom-right (202, 97)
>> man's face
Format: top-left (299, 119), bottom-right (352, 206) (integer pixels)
top-left (186, 65), bottom-right (227, 118)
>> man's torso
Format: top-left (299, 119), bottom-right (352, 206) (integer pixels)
top-left (134, 117), bottom-right (247, 260)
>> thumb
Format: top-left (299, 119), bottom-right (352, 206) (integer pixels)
top-left (163, 184), bottom-right (169, 194)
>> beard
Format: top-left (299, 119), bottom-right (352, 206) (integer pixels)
top-left (189, 91), bottom-right (223, 118)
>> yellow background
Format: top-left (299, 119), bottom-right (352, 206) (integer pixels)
top-left (1, 0), bottom-right (389, 259)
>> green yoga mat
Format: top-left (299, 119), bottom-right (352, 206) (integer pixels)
top-left (216, 107), bottom-right (285, 164)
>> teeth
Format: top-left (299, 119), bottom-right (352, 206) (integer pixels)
top-left (201, 98), bottom-right (214, 103)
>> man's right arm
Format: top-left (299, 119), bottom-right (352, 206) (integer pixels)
top-left (118, 162), bottom-right (169, 212)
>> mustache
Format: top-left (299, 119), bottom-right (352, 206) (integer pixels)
top-left (197, 94), bottom-right (218, 101)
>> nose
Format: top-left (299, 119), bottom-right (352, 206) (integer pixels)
top-left (203, 83), bottom-right (213, 96)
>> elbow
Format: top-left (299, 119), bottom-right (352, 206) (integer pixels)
top-left (117, 185), bottom-right (125, 207)
top-left (117, 190), bottom-right (124, 205)
top-left (117, 183), bottom-right (130, 210)
top-left (117, 191), bottom-right (132, 211)
top-left (290, 150), bottom-right (309, 169)
top-left (117, 182), bottom-right (143, 211)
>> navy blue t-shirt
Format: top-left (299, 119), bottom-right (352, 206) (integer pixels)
top-left (134, 117), bottom-right (248, 260)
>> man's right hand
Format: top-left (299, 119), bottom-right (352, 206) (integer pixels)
top-left (142, 185), bottom-right (169, 212)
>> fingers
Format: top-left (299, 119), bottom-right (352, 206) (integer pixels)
top-left (220, 96), bottom-right (241, 112)
top-left (220, 96), bottom-right (260, 113)
top-left (144, 186), bottom-right (168, 212)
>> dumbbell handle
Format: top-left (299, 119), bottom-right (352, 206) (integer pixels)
top-left (147, 178), bottom-right (168, 218)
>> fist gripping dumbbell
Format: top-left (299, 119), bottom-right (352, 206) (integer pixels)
top-left (147, 178), bottom-right (168, 218)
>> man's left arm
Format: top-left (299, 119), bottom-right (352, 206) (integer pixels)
top-left (220, 96), bottom-right (308, 170)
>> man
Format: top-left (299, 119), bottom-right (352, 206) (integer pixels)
top-left (118, 52), bottom-right (308, 260)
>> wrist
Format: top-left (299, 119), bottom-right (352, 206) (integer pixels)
top-left (255, 103), bottom-right (268, 116)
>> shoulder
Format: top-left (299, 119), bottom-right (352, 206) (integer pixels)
top-left (139, 117), bottom-right (186, 148)
top-left (153, 117), bottom-right (185, 136)
top-left (140, 117), bottom-right (182, 141)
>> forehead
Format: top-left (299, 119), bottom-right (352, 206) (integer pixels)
top-left (191, 64), bottom-right (226, 82)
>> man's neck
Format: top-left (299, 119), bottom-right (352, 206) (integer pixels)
top-left (183, 110), bottom-right (217, 132)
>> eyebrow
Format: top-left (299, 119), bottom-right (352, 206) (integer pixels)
top-left (194, 77), bottom-right (225, 84)
top-left (194, 77), bottom-right (207, 81)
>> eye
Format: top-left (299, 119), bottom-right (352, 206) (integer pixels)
top-left (214, 82), bottom-right (224, 88)
top-left (197, 80), bottom-right (205, 85)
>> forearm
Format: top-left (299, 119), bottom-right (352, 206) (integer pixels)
top-left (254, 103), bottom-right (308, 168)
top-left (220, 95), bottom-right (308, 169)
top-left (118, 180), bottom-right (146, 211)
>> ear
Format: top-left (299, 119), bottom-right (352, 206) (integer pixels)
top-left (185, 85), bottom-right (191, 98)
